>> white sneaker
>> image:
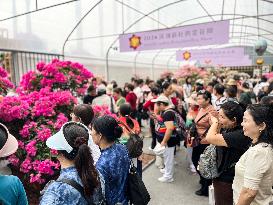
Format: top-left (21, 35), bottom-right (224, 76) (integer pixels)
top-left (160, 168), bottom-right (165, 174)
top-left (158, 176), bottom-right (174, 183)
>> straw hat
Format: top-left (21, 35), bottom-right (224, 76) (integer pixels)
top-left (226, 79), bottom-right (237, 86)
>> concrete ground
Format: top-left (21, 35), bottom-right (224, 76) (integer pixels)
top-left (141, 125), bottom-right (209, 205)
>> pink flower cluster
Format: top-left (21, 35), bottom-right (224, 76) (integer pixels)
top-left (0, 96), bottom-right (30, 122)
top-left (20, 59), bottom-right (93, 96)
top-left (0, 66), bottom-right (14, 95)
top-left (92, 105), bottom-right (117, 119)
top-left (175, 65), bottom-right (208, 79)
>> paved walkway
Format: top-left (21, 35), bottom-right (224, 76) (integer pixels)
top-left (142, 137), bottom-right (209, 205)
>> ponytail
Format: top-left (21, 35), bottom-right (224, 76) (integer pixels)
top-left (75, 143), bottom-right (99, 197)
top-left (126, 116), bottom-right (134, 130)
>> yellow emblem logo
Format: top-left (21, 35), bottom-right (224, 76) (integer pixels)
top-left (129, 34), bottom-right (141, 50)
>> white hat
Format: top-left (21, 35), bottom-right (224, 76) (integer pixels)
top-left (46, 121), bottom-right (89, 153)
top-left (0, 123), bottom-right (18, 158)
top-left (151, 95), bottom-right (170, 104)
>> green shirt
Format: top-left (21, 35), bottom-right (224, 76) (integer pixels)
top-left (0, 175), bottom-right (28, 205)
top-left (116, 97), bottom-right (126, 108)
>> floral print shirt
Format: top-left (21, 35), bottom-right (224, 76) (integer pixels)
top-left (96, 143), bottom-right (130, 205)
top-left (40, 166), bottom-right (103, 205)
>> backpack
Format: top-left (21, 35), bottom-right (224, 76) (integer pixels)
top-left (127, 160), bottom-right (151, 205)
top-left (166, 109), bottom-right (187, 142)
top-left (118, 120), bottom-right (143, 158)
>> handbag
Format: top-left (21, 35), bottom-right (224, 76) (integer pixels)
top-left (118, 120), bottom-right (143, 158)
top-left (127, 160), bottom-right (151, 205)
top-left (187, 113), bottom-right (209, 147)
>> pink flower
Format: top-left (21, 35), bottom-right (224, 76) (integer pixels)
top-left (54, 113), bottom-right (68, 129)
top-left (36, 61), bottom-right (46, 71)
top-left (18, 140), bottom-right (25, 149)
top-left (37, 126), bottom-right (52, 141)
top-left (33, 159), bottom-right (60, 175)
top-left (50, 149), bottom-right (58, 155)
top-left (25, 140), bottom-right (37, 157)
top-left (30, 173), bottom-right (45, 184)
top-left (20, 121), bottom-right (37, 138)
top-left (20, 157), bottom-right (32, 173)
top-left (0, 67), bottom-right (8, 77)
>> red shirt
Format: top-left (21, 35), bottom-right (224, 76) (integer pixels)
top-left (126, 91), bottom-right (137, 110)
top-left (143, 97), bottom-right (156, 111)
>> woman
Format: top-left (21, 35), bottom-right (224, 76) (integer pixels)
top-left (192, 90), bottom-right (218, 196)
top-left (91, 116), bottom-right (130, 205)
top-left (233, 104), bottom-right (273, 205)
top-left (40, 122), bottom-right (103, 205)
top-left (183, 77), bottom-right (192, 103)
top-left (185, 94), bottom-right (199, 174)
top-left (70, 104), bottom-right (101, 164)
top-left (205, 101), bottom-right (250, 205)
top-left (0, 123), bottom-right (28, 205)
top-left (113, 88), bottom-right (126, 110)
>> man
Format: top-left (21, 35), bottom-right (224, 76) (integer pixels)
top-left (213, 83), bottom-right (227, 111)
top-left (152, 95), bottom-right (177, 183)
top-left (92, 84), bottom-right (117, 113)
top-left (83, 85), bottom-right (97, 104)
top-left (125, 84), bottom-right (137, 118)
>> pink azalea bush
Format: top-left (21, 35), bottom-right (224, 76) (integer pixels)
top-left (92, 105), bottom-right (117, 119)
top-left (175, 65), bottom-right (208, 80)
top-left (0, 66), bottom-right (14, 95)
top-left (19, 59), bottom-right (93, 96)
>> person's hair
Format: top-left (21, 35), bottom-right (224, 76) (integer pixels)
top-left (111, 80), bottom-right (118, 89)
top-left (257, 91), bottom-right (267, 102)
top-left (0, 126), bottom-right (7, 150)
top-left (196, 85), bottom-right (204, 92)
top-left (246, 104), bottom-right (273, 147)
top-left (261, 76), bottom-right (268, 82)
top-left (242, 82), bottom-right (250, 89)
top-left (162, 81), bottom-right (171, 91)
top-left (119, 103), bottom-right (134, 129)
top-left (221, 101), bottom-right (244, 127)
top-left (97, 89), bottom-right (106, 96)
top-left (225, 86), bottom-right (237, 98)
top-left (101, 81), bottom-right (107, 87)
top-left (92, 115), bottom-right (123, 142)
top-left (87, 85), bottom-right (95, 93)
top-left (73, 104), bottom-right (94, 127)
top-left (113, 87), bottom-right (122, 95)
top-left (185, 77), bottom-right (191, 84)
top-left (260, 95), bottom-right (273, 105)
top-left (126, 84), bottom-right (134, 91)
top-left (137, 79), bottom-right (144, 85)
top-left (171, 78), bottom-right (178, 84)
top-left (197, 90), bottom-right (212, 104)
top-left (151, 87), bottom-right (160, 95)
top-left (214, 83), bottom-right (225, 95)
top-left (61, 123), bottom-right (99, 197)
top-left (234, 75), bottom-right (240, 81)
top-left (208, 81), bottom-right (216, 87)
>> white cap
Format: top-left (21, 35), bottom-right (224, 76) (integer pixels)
top-left (46, 121), bottom-right (89, 153)
top-left (151, 95), bottom-right (170, 104)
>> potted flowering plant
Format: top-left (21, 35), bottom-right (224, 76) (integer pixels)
top-left (0, 66), bottom-right (14, 96)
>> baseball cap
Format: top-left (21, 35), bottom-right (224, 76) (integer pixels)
top-left (151, 95), bottom-right (170, 104)
top-left (46, 121), bottom-right (89, 153)
top-left (0, 123), bottom-right (18, 158)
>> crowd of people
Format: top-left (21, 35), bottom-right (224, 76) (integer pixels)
top-left (0, 73), bottom-right (273, 205)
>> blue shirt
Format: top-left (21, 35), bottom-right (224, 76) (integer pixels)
top-left (40, 167), bottom-right (103, 205)
top-left (0, 175), bottom-right (28, 205)
top-left (96, 143), bottom-right (130, 205)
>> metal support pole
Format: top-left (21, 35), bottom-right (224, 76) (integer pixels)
top-left (151, 50), bottom-right (162, 80)
top-left (134, 52), bottom-right (140, 76)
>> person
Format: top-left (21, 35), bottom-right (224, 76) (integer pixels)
top-left (192, 90), bottom-right (218, 196)
top-left (125, 84), bottom-right (137, 118)
top-left (0, 123), bottom-right (28, 205)
top-left (118, 103), bottom-right (142, 176)
top-left (239, 82), bottom-right (256, 107)
top-left (205, 101), bottom-right (250, 205)
top-left (225, 86), bottom-right (238, 102)
top-left (70, 104), bottom-right (101, 164)
top-left (83, 85), bottom-right (97, 104)
top-left (233, 104), bottom-right (273, 205)
top-left (143, 87), bottom-right (160, 150)
top-left (152, 95), bottom-right (178, 183)
top-left (91, 116), bottom-right (130, 205)
top-left (160, 81), bottom-right (174, 108)
top-left (260, 95), bottom-right (273, 105)
top-left (185, 94), bottom-right (199, 174)
top-left (40, 122), bottom-right (103, 205)
top-left (183, 77), bottom-right (192, 101)
top-left (213, 83), bottom-right (227, 111)
top-left (92, 84), bottom-right (117, 113)
top-left (113, 88), bottom-right (126, 110)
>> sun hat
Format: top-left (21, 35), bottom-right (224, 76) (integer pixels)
top-left (46, 121), bottom-right (89, 153)
top-left (0, 123), bottom-right (18, 158)
top-left (226, 79), bottom-right (237, 86)
top-left (151, 95), bottom-right (170, 104)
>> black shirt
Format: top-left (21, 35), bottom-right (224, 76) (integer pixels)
top-left (156, 110), bottom-right (178, 147)
top-left (83, 94), bottom-right (96, 104)
top-left (215, 127), bottom-right (251, 183)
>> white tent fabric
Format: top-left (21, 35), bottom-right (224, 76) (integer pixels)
top-left (0, 0), bottom-right (273, 83)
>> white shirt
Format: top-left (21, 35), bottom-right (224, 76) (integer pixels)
top-left (213, 96), bottom-right (226, 111)
top-left (92, 94), bottom-right (117, 113)
top-left (88, 134), bottom-right (101, 164)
